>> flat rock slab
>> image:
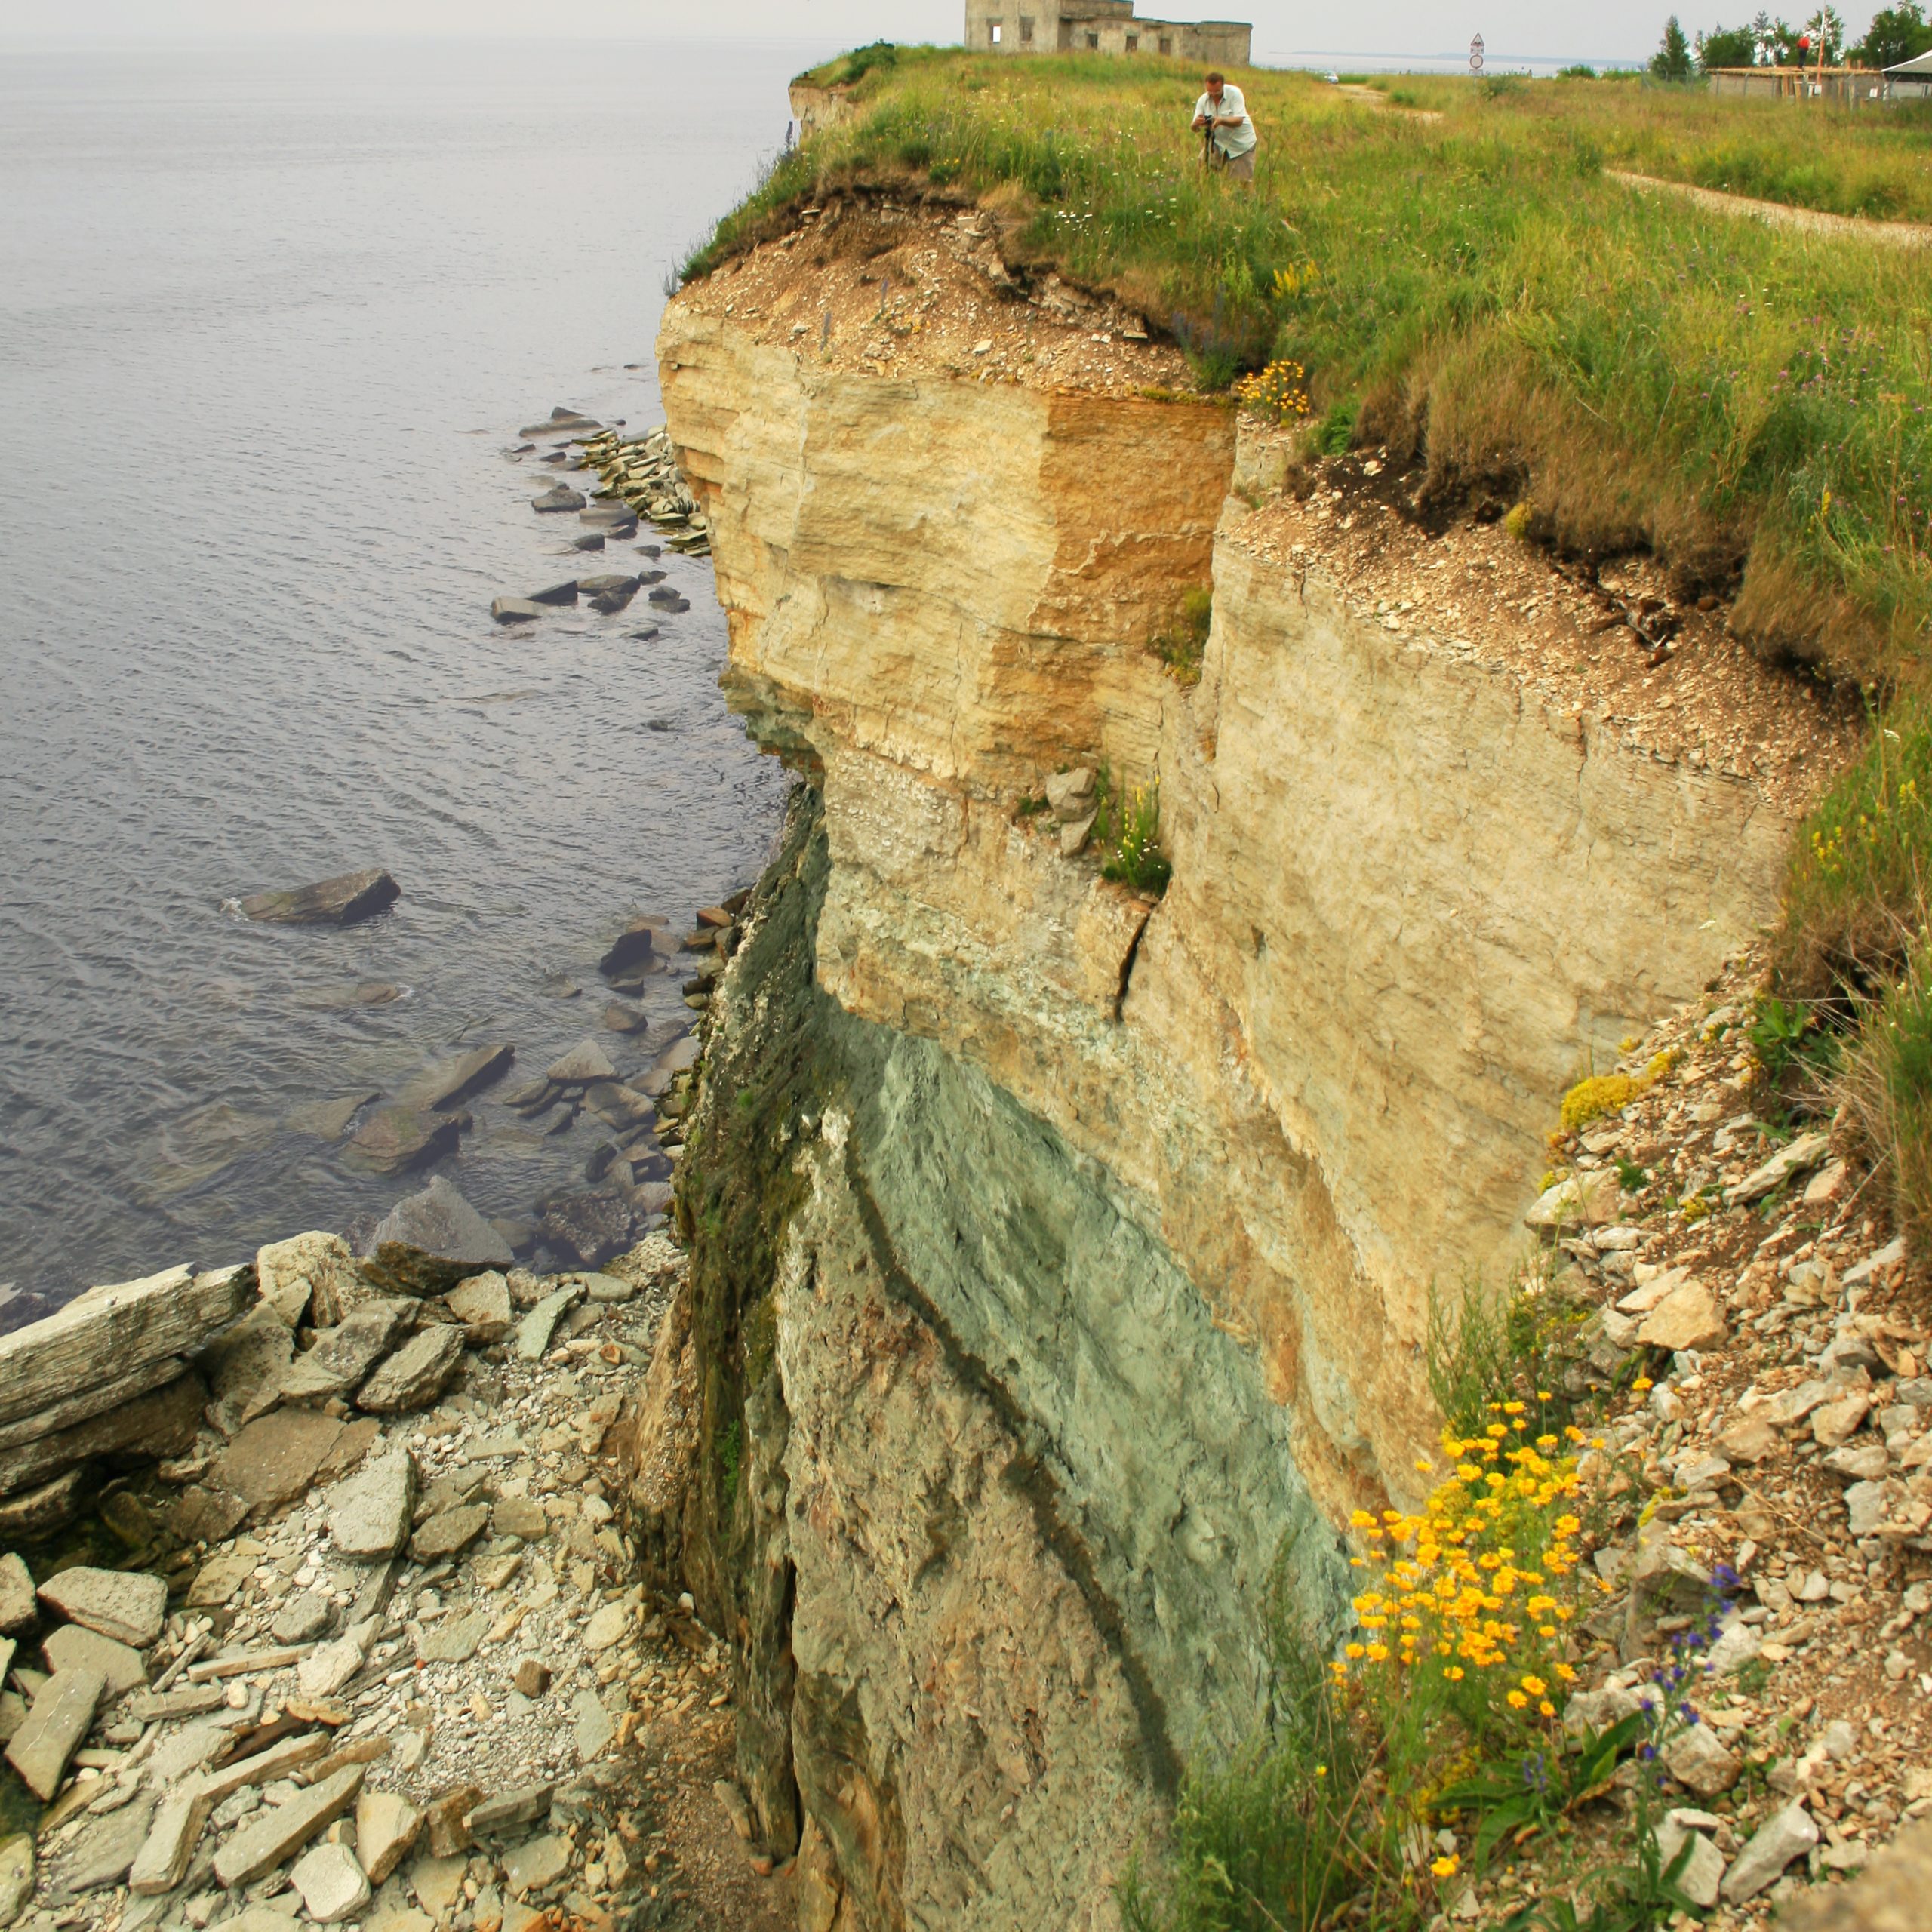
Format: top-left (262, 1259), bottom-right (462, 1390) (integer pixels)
top-left (1721, 1800), bottom-right (1817, 1900)
top-left (0, 1555), bottom-right (36, 1634)
top-left (5, 1666), bottom-right (104, 1801)
top-left (491, 598), bottom-right (547, 623)
top-left (328, 1451), bottom-right (418, 1560)
top-left (42, 1623), bottom-right (146, 1695)
top-left (0, 1468), bottom-right (93, 1540)
top-left (1637, 1280), bottom-right (1727, 1352)
top-left (572, 1688), bottom-right (614, 1761)
top-left (54, 1791), bottom-right (155, 1893)
top-left (240, 869), bottom-right (400, 927)
top-left (213, 1763), bottom-right (365, 1889)
top-left (129, 1783), bottom-right (215, 1896)
top-left (492, 1496), bottom-right (548, 1540)
top-left (469, 1784), bottom-right (554, 1838)
top-left (348, 1106), bottom-right (462, 1177)
top-left (531, 487), bottom-right (586, 512)
top-left (186, 1552), bottom-right (256, 1610)
top-left (410, 1502), bottom-right (490, 1564)
top-left (418, 1610), bottom-right (490, 1665)
top-left (281, 1298), bottom-right (418, 1405)
top-left (356, 1788), bottom-right (423, 1884)
top-left (399, 1045), bottom-right (515, 1113)
top-left (215, 1408), bottom-right (344, 1515)
top-left (0, 1369), bottom-right (205, 1502)
top-left (0, 1261), bottom-right (247, 1435)
top-left (583, 1602), bottom-right (629, 1653)
top-left (38, 1565), bottom-right (167, 1648)
top-left (515, 1286), bottom-right (582, 1364)
top-left (0, 1837), bottom-right (30, 1928)
top-left (356, 1325), bottom-right (465, 1413)
top-left (503, 1834), bottom-right (571, 1896)
top-left (205, 1303), bottom-right (296, 1435)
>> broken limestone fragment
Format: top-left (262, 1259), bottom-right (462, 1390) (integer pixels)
top-left (0, 1836), bottom-right (30, 1929)
top-left (1721, 1801), bottom-right (1818, 1901)
top-left (410, 1502), bottom-right (490, 1564)
top-left (1635, 1280), bottom-right (1726, 1353)
top-left (42, 1623), bottom-right (145, 1695)
top-left (328, 1450), bottom-right (418, 1559)
top-left (128, 1784), bottom-right (216, 1896)
top-left (212, 1764), bottom-right (365, 1889)
top-left (5, 1666), bottom-right (105, 1801)
top-left (280, 1297), bottom-right (418, 1404)
top-left (363, 1176), bottom-right (513, 1295)
top-left (291, 1841), bottom-right (371, 1923)
top-left (355, 1787), bottom-right (423, 1884)
top-left (356, 1324), bottom-right (466, 1411)
top-left (36, 1564), bottom-right (167, 1647)
top-left (515, 1284), bottom-right (582, 1362)
top-left (446, 1271), bottom-right (512, 1340)
top-left (256, 1231), bottom-right (370, 1327)
top-left (0, 1556), bottom-right (33, 1635)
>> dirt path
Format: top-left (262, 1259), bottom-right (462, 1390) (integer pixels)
top-left (1608, 168), bottom-right (1932, 250)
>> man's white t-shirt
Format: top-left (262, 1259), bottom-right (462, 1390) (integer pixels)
top-left (1195, 84), bottom-right (1257, 158)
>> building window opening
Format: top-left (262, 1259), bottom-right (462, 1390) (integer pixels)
top-left (989, 20), bottom-right (1002, 42)
top-left (1087, 30), bottom-right (1100, 47)
top-left (1126, 32), bottom-right (1138, 49)
top-left (1019, 14), bottom-right (1034, 38)
top-left (1159, 34), bottom-right (1173, 53)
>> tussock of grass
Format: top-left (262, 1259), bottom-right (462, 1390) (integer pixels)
top-left (689, 49), bottom-right (1931, 683)
top-left (1842, 933), bottom-right (1932, 1244)
top-left (1781, 699), bottom-right (1932, 994)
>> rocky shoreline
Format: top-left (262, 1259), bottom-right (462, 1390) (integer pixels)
top-left (0, 1211), bottom-right (790, 1932)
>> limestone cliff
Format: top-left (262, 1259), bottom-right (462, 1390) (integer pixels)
top-left (631, 209), bottom-right (1821, 1930)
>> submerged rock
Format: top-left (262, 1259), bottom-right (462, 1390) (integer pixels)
top-left (397, 1044), bottom-right (514, 1113)
top-left (238, 869), bottom-right (400, 927)
top-left (346, 1106), bottom-right (462, 1177)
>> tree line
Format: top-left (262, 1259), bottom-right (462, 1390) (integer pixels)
top-left (1647, 3), bottom-right (1932, 75)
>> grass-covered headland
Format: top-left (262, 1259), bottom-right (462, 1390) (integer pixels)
top-left (697, 47), bottom-right (1930, 687)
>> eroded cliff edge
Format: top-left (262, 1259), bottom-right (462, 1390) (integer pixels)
top-left (625, 204), bottom-right (1825, 1930)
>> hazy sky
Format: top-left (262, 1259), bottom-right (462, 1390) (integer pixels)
top-left (0, 1), bottom-right (1881, 69)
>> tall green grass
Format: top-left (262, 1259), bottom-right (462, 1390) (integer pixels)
top-left (693, 51), bottom-right (1932, 683)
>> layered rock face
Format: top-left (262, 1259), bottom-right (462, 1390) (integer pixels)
top-left (648, 295), bottom-right (1805, 1928)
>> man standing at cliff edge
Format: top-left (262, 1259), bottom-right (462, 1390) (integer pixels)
top-left (1192, 72), bottom-right (1257, 180)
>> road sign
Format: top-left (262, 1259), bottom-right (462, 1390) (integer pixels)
top-left (1470, 32), bottom-right (1485, 73)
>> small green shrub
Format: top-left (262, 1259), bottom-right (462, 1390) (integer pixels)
top-left (1314, 398), bottom-right (1358, 458)
top-left (1150, 587), bottom-right (1214, 684)
top-left (1426, 1274), bottom-right (1583, 1444)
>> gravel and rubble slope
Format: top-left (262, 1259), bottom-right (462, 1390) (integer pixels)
top-left (0, 1225), bottom-right (789, 1932)
top-left (1446, 949), bottom-right (1932, 1929)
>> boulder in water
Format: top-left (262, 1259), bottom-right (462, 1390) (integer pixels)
top-left (361, 1176), bottom-right (514, 1296)
top-left (524, 581), bottom-right (578, 607)
top-left (598, 918), bottom-right (659, 980)
top-left (531, 486), bottom-right (586, 514)
top-left (571, 531), bottom-right (606, 552)
top-left (239, 869), bottom-right (400, 927)
top-left (491, 597), bottom-right (547, 624)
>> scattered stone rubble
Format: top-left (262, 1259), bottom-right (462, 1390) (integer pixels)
top-left (0, 887), bottom-right (789, 1932)
top-left (1448, 946), bottom-right (1932, 1929)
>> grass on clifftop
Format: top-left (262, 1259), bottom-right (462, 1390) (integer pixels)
top-left (692, 49), bottom-right (1932, 687)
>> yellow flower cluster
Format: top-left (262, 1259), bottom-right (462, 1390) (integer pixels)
top-left (1809, 777), bottom-right (1926, 880)
top-left (1233, 358), bottom-right (1312, 423)
top-left (1271, 261), bottom-right (1321, 301)
top-left (1335, 1401), bottom-right (1598, 1724)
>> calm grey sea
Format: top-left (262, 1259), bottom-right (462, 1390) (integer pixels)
top-left (0, 36), bottom-right (814, 1322)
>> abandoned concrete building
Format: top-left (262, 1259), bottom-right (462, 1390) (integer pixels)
top-left (964, 1), bottom-right (1253, 64)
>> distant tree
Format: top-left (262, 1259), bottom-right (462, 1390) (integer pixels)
top-left (1556, 61), bottom-right (1601, 75)
top-left (1849, 0), bottom-right (1932, 64)
top-left (1651, 13), bottom-right (1697, 73)
top-left (1697, 21), bottom-right (1760, 64)
top-left (1801, 5), bottom-right (1847, 59)
top-left (1754, 10), bottom-right (1803, 59)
